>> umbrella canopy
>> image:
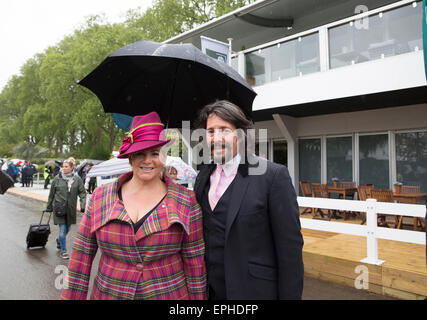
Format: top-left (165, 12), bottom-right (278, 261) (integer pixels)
top-left (44, 160), bottom-right (55, 168)
top-left (0, 171), bottom-right (14, 194)
top-left (76, 159), bottom-right (104, 178)
top-left (87, 156), bottom-right (196, 183)
top-left (10, 159), bottom-right (24, 166)
top-left (78, 40), bottom-right (256, 128)
top-left (86, 157), bottom-right (130, 178)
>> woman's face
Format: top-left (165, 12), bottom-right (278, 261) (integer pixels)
top-left (129, 147), bottom-right (165, 182)
top-left (167, 168), bottom-right (178, 180)
top-left (62, 162), bottom-right (73, 174)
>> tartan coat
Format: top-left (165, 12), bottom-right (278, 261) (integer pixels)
top-left (61, 172), bottom-right (207, 300)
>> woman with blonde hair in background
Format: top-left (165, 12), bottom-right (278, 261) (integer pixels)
top-left (46, 157), bottom-right (86, 259)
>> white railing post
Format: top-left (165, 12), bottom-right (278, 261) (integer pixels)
top-left (360, 199), bottom-right (385, 265)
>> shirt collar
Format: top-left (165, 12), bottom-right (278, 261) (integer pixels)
top-left (218, 153), bottom-right (241, 177)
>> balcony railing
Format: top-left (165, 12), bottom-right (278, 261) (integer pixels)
top-left (232, 0), bottom-right (423, 87)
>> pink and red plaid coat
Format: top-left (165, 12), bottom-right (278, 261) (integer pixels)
top-left (61, 172), bottom-right (207, 300)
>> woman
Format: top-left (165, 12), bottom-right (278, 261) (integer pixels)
top-left (61, 112), bottom-right (206, 300)
top-left (46, 157), bottom-right (86, 259)
top-left (165, 165), bottom-right (178, 182)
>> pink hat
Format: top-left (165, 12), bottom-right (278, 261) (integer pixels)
top-left (118, 112), bottom-right (174, 159)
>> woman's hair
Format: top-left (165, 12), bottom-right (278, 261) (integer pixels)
top-left (63, 157), bottom-right (76, 169)
top-left (194, 100), bottom-right (253, 132)
top-left (194, 100), bottom-right (255, 156)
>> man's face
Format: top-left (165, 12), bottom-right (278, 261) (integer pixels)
top-left (206, 114), bottom-right (238, 164)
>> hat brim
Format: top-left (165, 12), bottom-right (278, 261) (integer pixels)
top-left (117, 139), bottom-right (175, 159)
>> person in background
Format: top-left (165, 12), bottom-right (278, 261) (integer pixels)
top-left (21, 161), bottom-right (28, 187)
top-left (45, 157), bottom-right (86, 259)
top-left (27, 161), bottom-right (36, 187)
top-left (44, 165), bottom-right (53, 189)
top-left (61, 112), bottom-right (206, 300)
top-left (86, 163), bottom-right (96, 194)
top-left (7, 163), bottom-right (17, 184)
top-left (165, 166), bottom-right (178, 182)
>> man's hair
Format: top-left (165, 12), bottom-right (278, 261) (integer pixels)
top-left (194, 100), bottom-right (253, 132)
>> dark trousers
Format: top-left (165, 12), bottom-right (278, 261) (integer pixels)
top-left (44, 177), bottom-right (50, 189)
top-left (27, 176), bottom-right (33, 187)
top-left (21, 175), bottom-right (27, 187)
top-left (88, 181), bottom-right (96, 194)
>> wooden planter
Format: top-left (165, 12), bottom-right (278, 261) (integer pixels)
top-left (395, 185), bottom-right (401, 194)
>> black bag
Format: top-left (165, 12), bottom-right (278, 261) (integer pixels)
top-left (26, 210), bottom-right (52, 249)
top-left (54, 192), bottom-right (69, 217)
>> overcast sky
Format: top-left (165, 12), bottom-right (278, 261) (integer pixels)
top-left (0, 0), bottom-right (153, 92)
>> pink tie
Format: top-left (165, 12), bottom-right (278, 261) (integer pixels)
top-left (209, 165), bottom-right (222, 211)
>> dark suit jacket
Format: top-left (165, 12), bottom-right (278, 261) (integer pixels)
top-left (194, 155), bottom-right (304, 300)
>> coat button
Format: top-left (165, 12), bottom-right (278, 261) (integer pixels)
top-left (136, 263), bottom-right (144, 271)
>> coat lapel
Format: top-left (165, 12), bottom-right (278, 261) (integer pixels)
top-left (134, 177), bottom-right (191, 242)
top-left (194, 163), bottom-right (216, 203)
top-left (91, 180), bottom-right (131, 233)
top-left (225, 163), bottom-right (250, 243)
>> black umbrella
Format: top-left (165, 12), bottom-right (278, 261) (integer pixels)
top-left (78, 40), bottom-right (256, 128)
top-left (76, 159), bottom-right (104, 178)
top-left (0, 171), bottom-right (14, 194)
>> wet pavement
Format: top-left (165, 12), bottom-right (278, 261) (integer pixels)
top-left (0, 190), bottom-right (396, 300)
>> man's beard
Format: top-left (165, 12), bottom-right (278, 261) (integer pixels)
top-left (211, 142), bottom-right (234, 164)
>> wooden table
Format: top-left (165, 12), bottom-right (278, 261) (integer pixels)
top-left (392, 193), bottom-right (427, 231)
top-left (327, 187), bottom-right (358, 220)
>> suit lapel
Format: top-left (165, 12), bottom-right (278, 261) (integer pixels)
top-left (194, 163), bottom-right (216, 202)
top-left (225, 168), bottom-right (250, 243)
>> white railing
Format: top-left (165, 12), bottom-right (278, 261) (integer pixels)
top-left (297, 197), bottom-right (426, 265)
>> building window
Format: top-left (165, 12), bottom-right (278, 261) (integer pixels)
top-left (396, 131), bottom-right (427, 192)
top-left (359, 134), bottom-right (389, 189)
top-left (299, 138), bottom-right (321, 194)
top-left (327, 136), bottom-right (353, 186)
top-left (255, 140), bottom-right (270, 160)
top-left (245, 32), bottom-right (320, 86)
top-left (272, 139), bottom-right (287, 166)
top-left (329, 2), bottom-right (423, 69)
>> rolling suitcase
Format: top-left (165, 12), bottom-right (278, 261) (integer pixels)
top-left (26, 210), bottom-right (52, 249)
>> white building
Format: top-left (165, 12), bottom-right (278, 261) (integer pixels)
top-left (165, 0), bottom-right (427, 194)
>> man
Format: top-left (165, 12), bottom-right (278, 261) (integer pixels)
top-left (193, 100), bottom-right (304, 300)
top-left (27, 161), bottom-right (36, 187)
top-left (21, 161), bottom-right (28, 187)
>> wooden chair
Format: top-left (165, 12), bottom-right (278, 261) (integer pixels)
top-left (299, 181), bottom-right (313, 215)
top-left (338, 181), bottom-right (356, 200)
top-left (357, 185), bottom-right (374, 225)
top-left (311, 183), bottom-right (331, 220)
top-left (401, 185), bottom-right (421, 193)
top-left (396, 185), bottom-right (424, 230)
top-left (370, 189), bottom-right (399, 228)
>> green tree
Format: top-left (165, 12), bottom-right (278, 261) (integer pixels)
top-left (0, 0), bottom-right (253, 158)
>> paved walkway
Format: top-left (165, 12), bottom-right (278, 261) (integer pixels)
top-left (6, 183), bottom-right (83, 210)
